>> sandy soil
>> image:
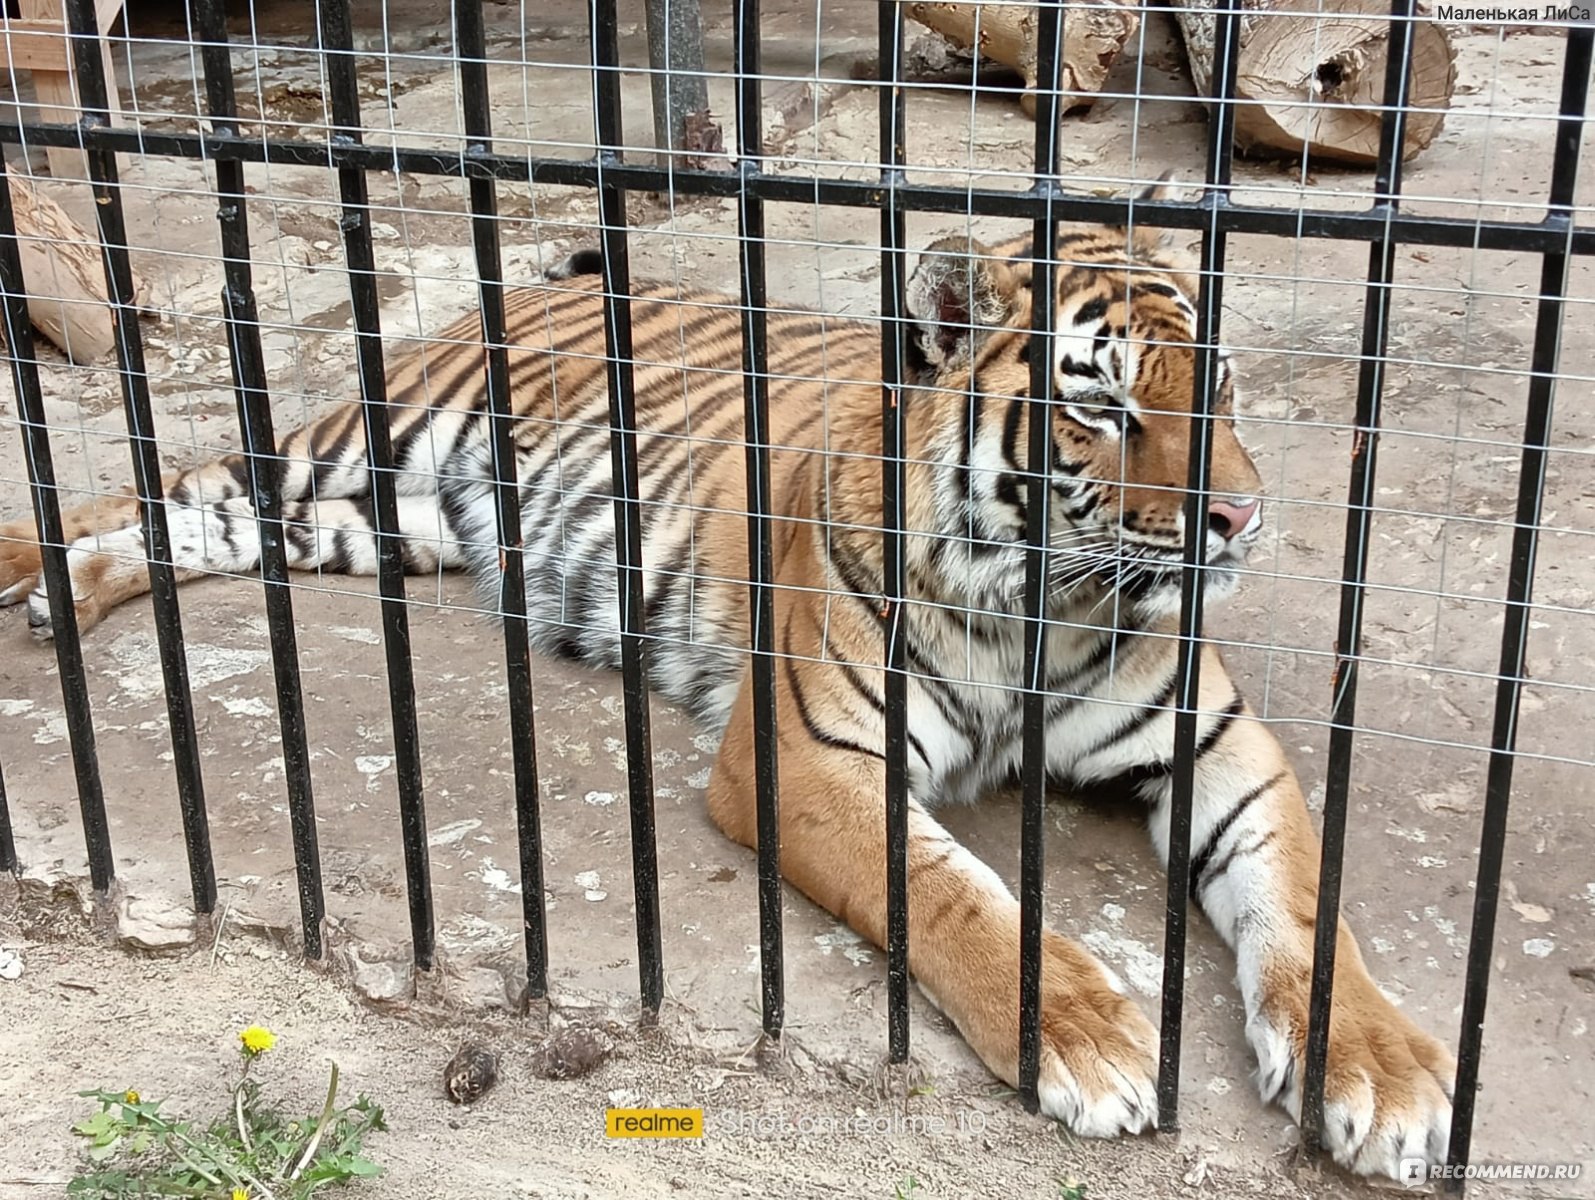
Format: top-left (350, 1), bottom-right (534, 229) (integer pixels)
top-left (2, 913), bottom-right (1357, 1200)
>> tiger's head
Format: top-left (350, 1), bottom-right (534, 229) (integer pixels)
top-left (903, 225), bottom-right (1264, 623)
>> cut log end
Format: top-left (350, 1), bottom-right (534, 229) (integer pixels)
top-left (1173, 0), bottom-right (1457, 165)
top-left (1238, 15), bottom-right (1455, 162)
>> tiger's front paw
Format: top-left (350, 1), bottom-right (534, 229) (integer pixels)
top-left (934, 925), bottom-right (1159, 1138)
top-left (1250, 972), bottom-right (1455, 1179)
top-left (1013, 932), bottom-right (1160, 1137)
top-left (1036, 969), bottom-right (1160, 1137)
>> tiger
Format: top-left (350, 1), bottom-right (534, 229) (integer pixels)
top-left (0, 202), bottom-right (1456, 1179)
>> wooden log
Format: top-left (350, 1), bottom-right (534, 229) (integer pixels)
top-left (1169, 0), bottom-right (1455, 164)
top-left (5, 176), bottom-right (148, 363)
top-left (906, 1), bottom-right (1141, 116)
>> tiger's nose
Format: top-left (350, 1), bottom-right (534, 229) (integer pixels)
top-left (1207, 497), bottom-right (1260, 540)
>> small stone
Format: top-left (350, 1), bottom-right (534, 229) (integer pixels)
top-left (0, 947), bottom-right (22, 980)
top-left (458, 966), bottom-right (511, 1010)
top-left (444, 1042), bottom-right (499, 1105)
top-left (116, 898), bottom-right (197, 952)
top-left (535, 1027), bottom-right (614, 1081)
top-left (347, 950), bottom-right (413, 1003)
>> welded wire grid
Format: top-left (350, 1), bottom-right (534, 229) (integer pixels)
top-left (0, 0), bottom-right (1589, 1182)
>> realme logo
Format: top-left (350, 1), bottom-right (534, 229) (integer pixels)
top-left (605, 1108), bottom-right (704, 1139)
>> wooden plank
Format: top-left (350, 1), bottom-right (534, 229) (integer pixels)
top-left (0, 19), bottom-right (74, 74)
top-left (14, 0), bottom-right (126, 177)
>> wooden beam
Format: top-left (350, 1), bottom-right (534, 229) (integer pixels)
top-left (15, 0), bottom-right (125, 178)
top-left (0, 19), bottom-right (74, 74)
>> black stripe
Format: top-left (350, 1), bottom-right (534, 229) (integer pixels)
top-left (1068, 692), bottom-right (1243, 797)
top-left (995, 472), bottom-right (1024, 517)
top-left (309, 406), bottom-right (366, 498)
top-left (903, 628), bottom-right (978, 732)
top-left (642, 526), bottom-right (692, 634)
top-left (1189, 771), bottom-right (1287, 899)
top-left (1074, 296), bottom-right (1109, 325)
top-left (285, 514), bottom-right (316, 562)
top-left (220, 454), bottom-right (252, 495)
top-left (326, 527), bottom-right (352, 574)
top-left (552, 357), bottom-right (759, 556)
top-left (1049, 626), bottom-right (1128, 694)
top-left (1193, 762), bottom-right (1288, 893)
top-left (955, 383), bottom-right (983, 507)
top-left (1050, 444), bottom-right (1084, 477)
top-left (833, 655), bottom-right (931, 772)
top-left (1179, 693), bottom-right (1245, 767)
top-left (1130, 281), bottom-right (1179, 302)
top-left (1194, 829), bottom-right (1279, 902)
top-left (1000, 393), bottom-right (1024, 471)
top-left (783, 637), bottom-right (883, 764)
top-left (519, 308), bottom-right (828, 537)
top-left (1065, 489), bottom-right (1101, 521)
top-left (825, 536), bottom-right (885, 621)
top-left (1079, 671), bottom-right (1177, 759)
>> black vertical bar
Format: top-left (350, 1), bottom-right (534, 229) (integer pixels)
top-left (316, 0), bottom-right (435, 971)
top-left (1017, 0), bottom-right (1067, 1112)
top-left (1156, 0), bottom-right (1243, 1129)
top-left (732, 0), bottom-right (784, 1036)
top-left (1445, 27), bottom-right (1592, 1190)
top-left (192, 0), bottom-right (326, 959)
top-left (453, 0), bottom-right (549, 1000)
top-left (1299, 0), bottom-right (1416, 1153)
top-left (877, 0), bottom-right (911, 1065)
top-left (0, 757), bottom-right (14, 873)
top-left (63, 0), bottom-right (216, 914)
top-left (589, 0), bottom-right (664, 1018)
top-left (0, 158), bottom-right (109, 891)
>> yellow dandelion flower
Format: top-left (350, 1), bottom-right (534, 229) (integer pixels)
top-left (238, 1025), bottom-right (277, 1056)
top-left (232, 1189), bottom-right (249, 1200)
top-left (123, 1089), bottom-right (140, 1105)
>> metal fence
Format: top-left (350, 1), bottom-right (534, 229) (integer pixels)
top-left (0, 0), bottom-right (1590, 1187)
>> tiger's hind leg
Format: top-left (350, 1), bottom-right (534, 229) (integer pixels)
top-left (6, 398), bottom-right (425, 636)
top-left (4, 451), bottom-right (264, 636)
top-left (23, 492), bottom-right (472, 638)
top-left (0, 489), bottom-right (142, 611)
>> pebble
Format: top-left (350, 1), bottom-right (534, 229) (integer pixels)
top-left (116, 898), bottom-right (197, 952)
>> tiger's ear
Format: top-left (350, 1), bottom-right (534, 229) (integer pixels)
top-left (905, 237), bottom-right (1019, 370)
top-left (1119, 171), bottom-right (1182, 255)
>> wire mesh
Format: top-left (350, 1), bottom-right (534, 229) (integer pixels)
top-left (0, 0), bottom-right (1590, 1186)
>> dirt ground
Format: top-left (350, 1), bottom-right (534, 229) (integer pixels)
top-left (1, 0), bottom-right (1592, 1196)
top-left (2, 915), bottom-right (1364, 1200)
